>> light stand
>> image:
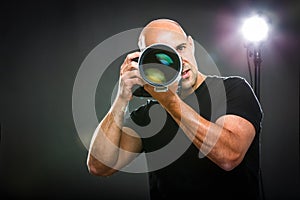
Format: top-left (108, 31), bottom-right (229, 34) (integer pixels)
top-left (242, 14), bottom-right (269, 200)
top-left (253, 46), bottom-right (262, 101)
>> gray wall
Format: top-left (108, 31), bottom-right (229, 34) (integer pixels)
top-left (1, 0), bottom-right (299, 199)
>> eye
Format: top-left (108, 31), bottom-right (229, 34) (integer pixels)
top-left (176, 44), bottom-right (186, 52)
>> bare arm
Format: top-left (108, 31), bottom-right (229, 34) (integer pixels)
top-left (87, 52), bottom-right (144, 176)
top-left (144, 84), bottom-right (255, 171)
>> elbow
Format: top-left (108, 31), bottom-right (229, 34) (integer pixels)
top-left (219, 153), bottom-right (243, 171)
top-left (88, 164), bottom-right (111, 177)
top-left (220, 162), bottom-right (238, 171)
top-left (87, 156), bottom-right (115, 177)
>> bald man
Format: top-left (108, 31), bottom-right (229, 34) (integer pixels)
top-left (87, 18), bottom-right (263, 200)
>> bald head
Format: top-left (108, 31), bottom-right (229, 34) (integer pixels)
top-left (143, 19), bottom-right (187, 36)
top-left (137, 18), bottom-right (200, 91)
top-left (138, 19), bottom-right (187, 49)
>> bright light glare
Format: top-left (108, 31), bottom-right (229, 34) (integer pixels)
top-left (242, 16), bottom-right (269, 42)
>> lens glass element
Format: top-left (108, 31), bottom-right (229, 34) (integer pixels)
top-left (139, 44), bottom-right (181, 87)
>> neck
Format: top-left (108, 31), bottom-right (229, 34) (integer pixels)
top-left (180, 72), bottom-right (206, 99)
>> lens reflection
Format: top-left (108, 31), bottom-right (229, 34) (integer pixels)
top-left (155, 53), bottom-right (173, 66)
top-left (145, 68), bottom-right (166, 84)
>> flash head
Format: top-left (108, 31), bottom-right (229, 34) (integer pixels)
top-left (138, 43), bottom-right (182, 92)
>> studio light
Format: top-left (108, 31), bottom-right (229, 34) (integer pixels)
top-left (241, 15), bottom-right (269, 43)
top-left (240, 14), bottom-right (270, 101)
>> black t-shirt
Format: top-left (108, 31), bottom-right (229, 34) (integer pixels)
top-left (125, 76), bottom-right (263, 200)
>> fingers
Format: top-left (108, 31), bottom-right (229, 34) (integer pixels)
top-left (123, 77), bottom-right (144, 87)
top-left (121, 70), bottom-right (140, 81)
top-left (168, 81), bottom-right (179, 94)
top-left (118, 70), bottom-right (144, 101)
top-left (125, 52), bottom-right (140, 63)
top-left (117, 52), bottom-right (144, 101)
top-left (120, 52), bottom-right (140, 75)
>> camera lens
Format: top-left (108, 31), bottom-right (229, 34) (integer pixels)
top-left (139, 44), bottom-right (182, 87)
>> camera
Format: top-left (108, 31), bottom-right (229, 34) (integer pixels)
top-left (132, 43), bottom-right (182, 97)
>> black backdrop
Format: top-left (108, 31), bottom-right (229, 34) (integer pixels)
top-left (1, 0), bottom-right (299, 199)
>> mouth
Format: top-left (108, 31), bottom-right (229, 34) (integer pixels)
top-left (181, 69), bottom-right (190, 79)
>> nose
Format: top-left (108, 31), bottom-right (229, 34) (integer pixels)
top-left (181, 58), bottom-right (189, 67)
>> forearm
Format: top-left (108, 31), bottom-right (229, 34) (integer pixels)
top-left (88, 97), bottom-right (128, 169)
top-left (87, 51), bottom-right (145, 175)
top-left (161, 95), bottom-right (245, 170)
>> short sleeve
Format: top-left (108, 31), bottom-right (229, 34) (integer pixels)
top-left (224, 77), bottom-right (263, 134)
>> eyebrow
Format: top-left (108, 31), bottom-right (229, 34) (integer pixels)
top-left (175, 42), bottom-right (187, 49)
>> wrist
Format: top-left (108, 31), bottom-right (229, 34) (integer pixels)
top-left (111, 96), bottom-right (129, 116)
top-left (161, 92), bottom-right (180, 108)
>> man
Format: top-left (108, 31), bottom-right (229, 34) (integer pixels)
top-left (87, 18), bottom-right (263, 199)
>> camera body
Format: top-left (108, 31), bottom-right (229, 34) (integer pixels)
top-left (133, 43), bottom-right (182, 97)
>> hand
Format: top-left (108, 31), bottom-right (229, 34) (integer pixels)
top-left (117, 52), bottom-right (145, 102)
top-left (144, 80), bottom-right (180, 106)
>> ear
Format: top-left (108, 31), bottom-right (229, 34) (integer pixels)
top-left (187, 35), bottom-right (195, 54)
top-left (138, 35), bottom-right (146, 51)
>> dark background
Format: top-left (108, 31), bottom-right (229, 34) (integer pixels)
top-left (0, 0), bottom-right (299, 199)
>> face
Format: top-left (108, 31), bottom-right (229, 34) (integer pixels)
top-left (139, 27), bottom-right (199, 91)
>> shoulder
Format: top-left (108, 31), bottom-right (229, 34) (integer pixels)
top-left (222, 76), bottom-right (254, 97)
top-left (202, 75), bottom-right (252, 93)
top-left (204, 75), bottom-right (248, 84)
top-left (223, 76), bottom-right (249, 85)
top-left (205, 75), bottom-right (253, 94)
